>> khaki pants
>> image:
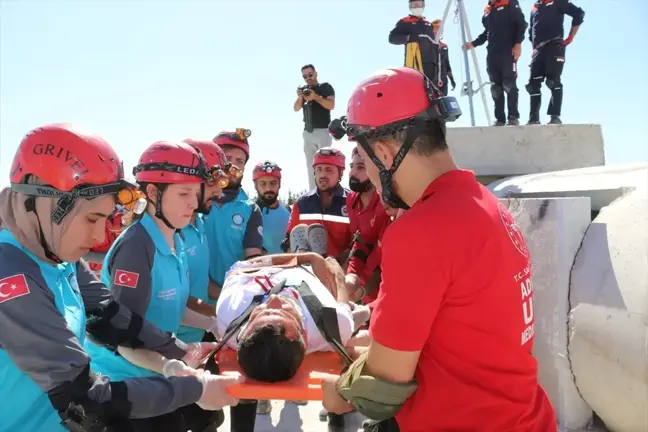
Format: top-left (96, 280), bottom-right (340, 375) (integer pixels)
top-left (303, 128), bottom-right (333, 190)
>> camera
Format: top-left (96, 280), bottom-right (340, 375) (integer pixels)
top-left (300, 85), bottom-right (312, 97)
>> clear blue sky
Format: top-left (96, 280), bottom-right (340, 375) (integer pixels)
top-left (1, 0), bottom-right (647, 197)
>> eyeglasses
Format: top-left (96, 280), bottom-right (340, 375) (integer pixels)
top-left (302, 73), bottom-right (314, 79)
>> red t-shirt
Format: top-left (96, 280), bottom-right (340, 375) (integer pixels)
top-left (370, 170), bottom-right (555, 432)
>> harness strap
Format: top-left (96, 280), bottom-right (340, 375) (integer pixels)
top-left (296, 281), bottom-right (354, 366)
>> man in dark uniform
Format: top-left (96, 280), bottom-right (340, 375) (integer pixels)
top-left (389, 0), bottom-right (442, 86)
top-left (433, 19), bottom-right (456, 96)
top-left (464, 0), bottom-right (527, 126)
top-left (526, 0), bottom-right (585, 125)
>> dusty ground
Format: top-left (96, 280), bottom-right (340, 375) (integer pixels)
top-left (217, 400), bottom-right (610, 432)
top-left (220, 400), bottom-right (366, 431)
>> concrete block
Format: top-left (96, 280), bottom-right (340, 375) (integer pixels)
top-left (502, 196), bottom-right (593, 430)
top-left (569, 187), bottom-right (648, 432)
top-left (488, 164), bottom-right (648, 211)
top-left (447, 124), bottom-right (605, 177)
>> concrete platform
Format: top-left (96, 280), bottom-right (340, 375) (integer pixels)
top-left (446, 124), bottom-right (605, 178)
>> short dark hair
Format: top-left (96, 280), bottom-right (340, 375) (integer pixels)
top-left (301, 64), bottom-right (315, 72)
top-left (366, 120), bottom-right (448, 155)
top-left (237, 323), bottom-right (306, 383)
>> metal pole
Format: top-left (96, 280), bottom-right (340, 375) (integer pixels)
top-left (456, 0), bottom-right (476, 126)
top-left (458, 0), bottom-right (492, 125)
top-left (434, 0), bottom-right (455, 44)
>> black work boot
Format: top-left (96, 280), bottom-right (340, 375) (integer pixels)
top-left (548, 115), bottom-right (562, 124)
top-left (527, 117), bottom-right (541, 125)
top-left (507, 117), bottom-right (520, 126)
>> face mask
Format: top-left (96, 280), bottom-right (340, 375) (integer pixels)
top-left (349, 177), bottom-right (371, 193)
top-left (409, 7), bottom-right (424, 17)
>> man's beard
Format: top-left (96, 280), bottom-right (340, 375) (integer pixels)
top-left (258, 191), bottom-right (278, 206)
top-left (349, 176), bottom-right (372, 193)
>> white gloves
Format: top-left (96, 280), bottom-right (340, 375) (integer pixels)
top-left (181, 342), bottom-right (217, 368)
top-left (196, 371), bottom-right (244, 411)
top-left (163, 358), bottom-right (244, 411)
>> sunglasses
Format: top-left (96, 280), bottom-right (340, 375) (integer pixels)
top-left (302, 73), bottom-right (314, 79)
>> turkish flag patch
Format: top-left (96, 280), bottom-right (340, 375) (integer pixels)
top-left (0, 274), bottom-right (31, 304)
top-left (114, 270), bottom-right (139, 289)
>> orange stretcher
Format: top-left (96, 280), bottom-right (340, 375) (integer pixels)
top-left (213, 348), bottom-right (345, 401)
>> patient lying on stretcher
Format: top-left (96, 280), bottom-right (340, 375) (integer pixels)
top-left (214, 252), bottom-right (371, 383)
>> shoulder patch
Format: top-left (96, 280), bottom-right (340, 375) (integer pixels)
top-left (498, 203), bottom-right (529, 258)
top-left (0, 274), bottom-right (30, 304)
top-left (114, 270), bottom-right (139, 288)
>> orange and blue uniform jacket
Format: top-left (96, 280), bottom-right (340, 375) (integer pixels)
top-left (285, 185), bottom-right (353, 258)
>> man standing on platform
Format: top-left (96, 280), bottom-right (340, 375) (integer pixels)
top-left (525, 0), bottom-right (584, 125)
top-left (464, 0), bottom-right (527, 126)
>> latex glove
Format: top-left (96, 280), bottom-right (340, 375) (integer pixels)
top-left (182, 342), bottom-right (218, 368)
top-left (162, 359), bottom-right (200, 378)
top-left (196, 371), bottom-right (245, 411)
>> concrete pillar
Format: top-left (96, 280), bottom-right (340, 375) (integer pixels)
top-left (503, 197), bottom-right (593, 429)
top-left (569, 187), bottom-right (648, 432)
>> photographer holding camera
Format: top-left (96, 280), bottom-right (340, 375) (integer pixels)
top-left (294, 64), bottom-right (335, 191)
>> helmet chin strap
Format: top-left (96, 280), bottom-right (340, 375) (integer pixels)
top-left (357, 121), bottom-right (424, 210)
top-left (153, 188), bottom-right (179, 231)
top-left (196, 184), bottom-right (210, 214)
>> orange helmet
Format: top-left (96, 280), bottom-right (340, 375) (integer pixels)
top-left (213, 128), bottom-right (251, 161)
top-left (9, 123), bottom-right (135, 224)
top-left (133, 140), bottom-right (209, 184)
top-left (312, 147), bottom-right (346, 170)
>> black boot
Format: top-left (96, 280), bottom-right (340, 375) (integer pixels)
top-left (548, 115), bottom-right (562, 124)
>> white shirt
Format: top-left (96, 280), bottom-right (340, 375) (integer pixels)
top-left (215, 261), bottom-right (354, 354)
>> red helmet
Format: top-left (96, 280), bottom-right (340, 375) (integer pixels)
top-left (133, 140), bottom-right (209, 184)
top-left (213, 128), bottom-right (251, 161)
top-left (9, 123), bottom-right (135, 223)
top-left (345, 68), bottom-right (433, 136)
top-left (312, 147), bottom-right (346, 169)
top-left (182, 138), bottom-right (226, 168)
top-left (252, 161), bottom-right (282, 181)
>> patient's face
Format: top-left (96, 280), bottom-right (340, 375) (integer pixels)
top-left (242, 294), bottom-right (305, 342)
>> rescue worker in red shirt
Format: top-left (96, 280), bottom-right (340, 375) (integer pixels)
top-left (285, 147), bottom-right (352, 261)
top-left (85, 211), bottom-right (124, 275)
top-left (345, 147), bottom-right (391, 304)
top-left (320, 67), bottom-right (556, 432)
